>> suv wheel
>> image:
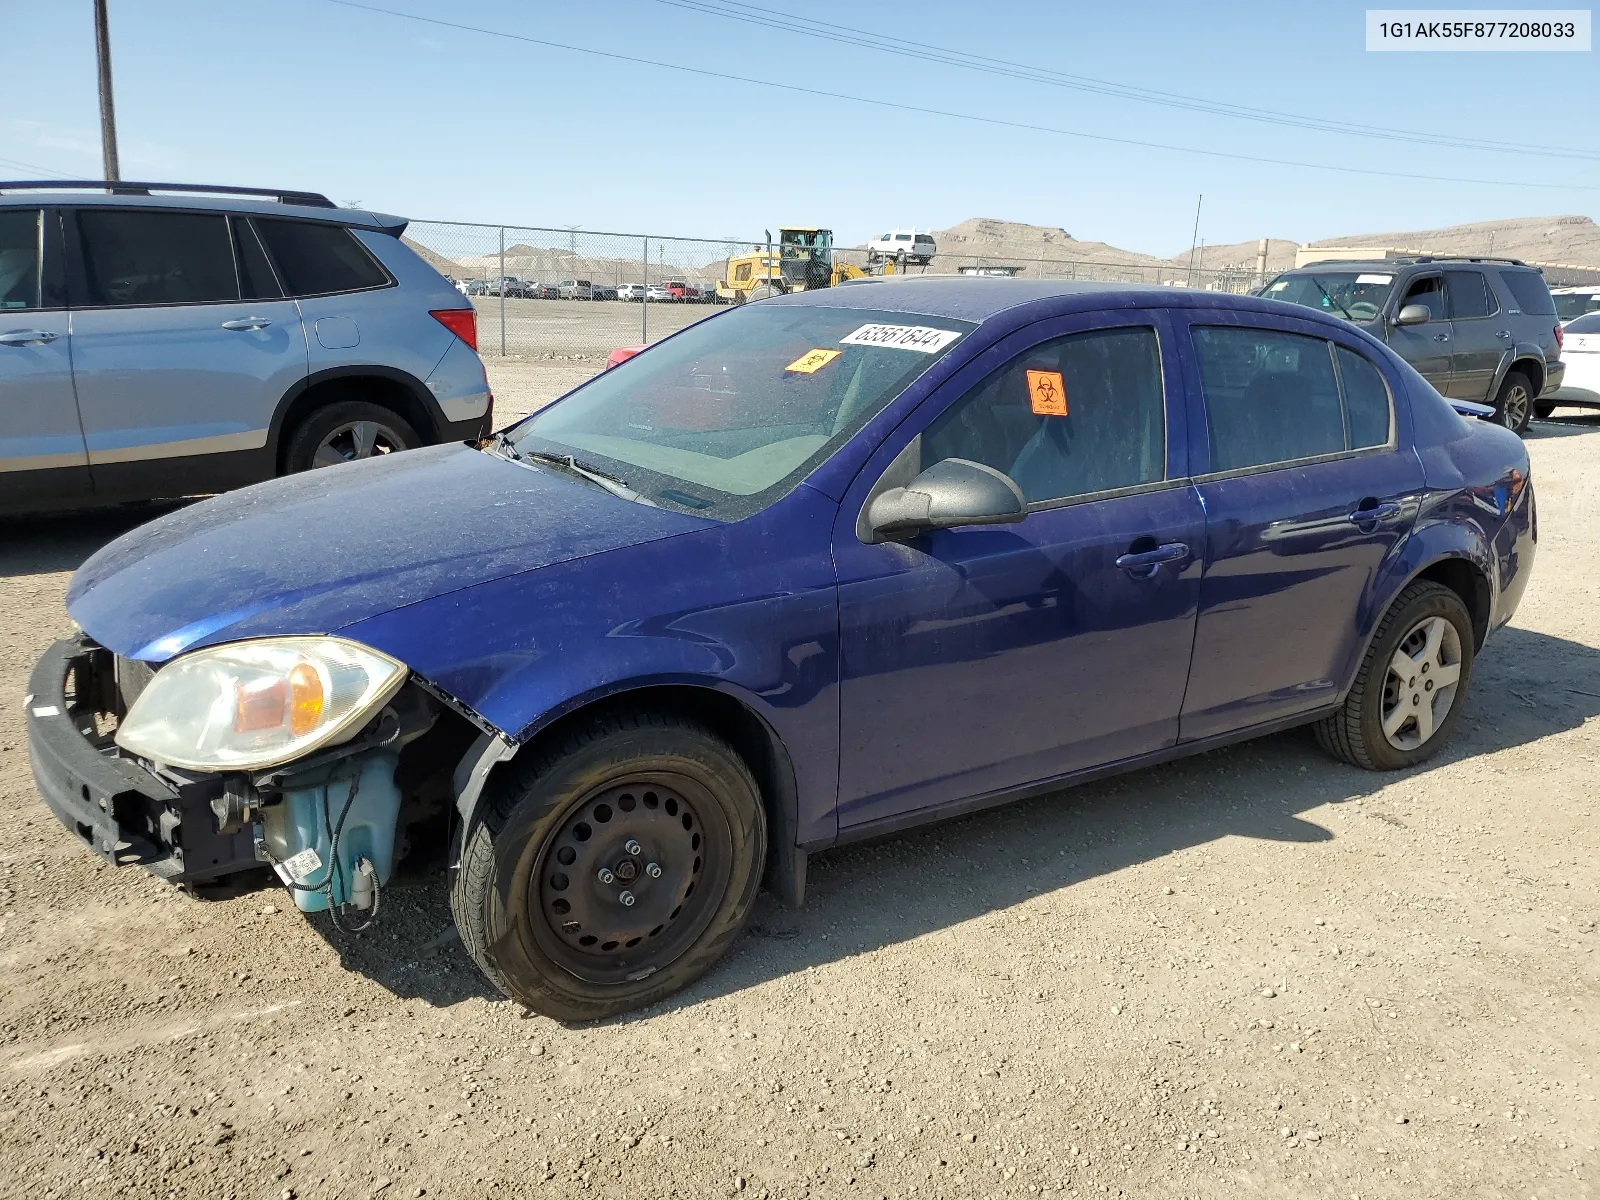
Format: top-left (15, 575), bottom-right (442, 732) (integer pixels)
top-left (1492, 370), bottom-right (1534, 435)
top-left (451, 712), bottom-right (766, 1021)
top-left (283, 401), bottom-right (419, 473)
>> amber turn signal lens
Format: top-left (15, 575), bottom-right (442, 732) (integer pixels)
top-left (287, 663), bottom-right (325, 737)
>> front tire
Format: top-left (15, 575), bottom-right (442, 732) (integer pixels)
top-left (1314, 581), bottom-right (1475, 771)
top-left (1492, 370), bottom-right (1534, 435)
top-left (451, 713), bottom-right (766, 1022)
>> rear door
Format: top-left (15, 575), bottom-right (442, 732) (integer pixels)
top-left (0, 206), bottom-right (90, 510)
top-left (66, 206), bottom-right (307, 498)
top-left (1443, 268), bottom-right (1502, 401)
top-left (1176, 311), bottom-right (1423, 740)
top-left (1385, 272), bottom-right (1452, 391)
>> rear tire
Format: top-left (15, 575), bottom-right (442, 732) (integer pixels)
top-left (1314, 581), bottom-right (1475, 771)
top-left (451, 712), bottom-right (766, 1022)
top-left (746, 282), bottom-right (782, 302)
top-left (283, 401), bottom-right (419, 474)
top-left (1492, 370), bottom-right (1534, 435)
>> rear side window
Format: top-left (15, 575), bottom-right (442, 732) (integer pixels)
top-left (1445, 270), bottom-right (1495, 319)
top-left (1193, 327), bottom-right (1390, 472)
top-left (254, 219), bottom-right (389, 297)
top-left (1498, 269), bottom-right (1556, 316)
top-left (0, 208), bottom-right (42, 310)
top-left (922, 325), bottom-right (1165, 504)
top-left (78, 209), bottom-right (237, 306)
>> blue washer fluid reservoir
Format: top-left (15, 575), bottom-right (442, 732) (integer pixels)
top-left (259, 751), bottom-right (402, 913)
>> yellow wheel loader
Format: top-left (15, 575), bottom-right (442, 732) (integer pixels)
top-left (717, 227), bottom-right (914, 304)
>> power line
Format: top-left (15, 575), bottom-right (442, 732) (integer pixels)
top-left (0, 154), bottom-right (78, 179)
top-left (323, 0), bottom-right (1600, 194)
top-left (654, 0), bottom-right (1600, 164)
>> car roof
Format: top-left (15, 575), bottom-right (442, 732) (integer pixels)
top-left (769, 276), bottom-right (1356, 327)
top-left (0, 184), bottom-right (404, 233)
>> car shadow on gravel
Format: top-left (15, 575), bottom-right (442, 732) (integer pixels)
top-left (313, 626), bottom-right (1600, 1022)
top-left (0, 504), bottom-right (187, 577)
top-left (1526, 413), bottom-right (1600, 439)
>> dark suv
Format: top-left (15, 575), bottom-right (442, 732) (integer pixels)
top-left (1262, 257), bottom-right (1565, 434)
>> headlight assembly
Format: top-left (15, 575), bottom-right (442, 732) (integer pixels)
top-left (115, 637), bottom-right (408, 772)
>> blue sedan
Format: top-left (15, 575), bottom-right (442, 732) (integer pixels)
top-left (27, 278), bottom-right (1535, 1019)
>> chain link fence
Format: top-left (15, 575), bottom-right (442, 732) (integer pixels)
top-left (403, 220), bottom-right (1312, 359)
top-left (405, 221), bottom-right (754, 360)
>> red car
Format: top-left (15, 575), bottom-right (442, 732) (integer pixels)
top-left (606, 344), bottom-right (646, 369)
top-left (662, 279), bottom-right (697, 302)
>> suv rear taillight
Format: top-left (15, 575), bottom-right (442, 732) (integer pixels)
top-left (1554, 323), bottom-right (1564, 353)
top-left (431, 308), bottom-right (477, 351)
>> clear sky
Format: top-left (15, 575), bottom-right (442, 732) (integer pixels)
top-left (4, 0), bottom-right (1597, 255)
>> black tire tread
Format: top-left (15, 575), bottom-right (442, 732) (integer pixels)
top-left (1314, 580), bottom-right (1467, 771)
top-left (282, 400), bottom-right (420, 475)
top-left (450, 711), bottom-right (764, 1021)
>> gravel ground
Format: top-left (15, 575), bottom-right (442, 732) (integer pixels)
top-left (0, 392), bottom-right (1596, 1200)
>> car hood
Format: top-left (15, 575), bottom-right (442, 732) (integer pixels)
top-left (68, 443), bottom-right (715, 662)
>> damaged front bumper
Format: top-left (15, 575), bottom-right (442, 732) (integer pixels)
top-left (25, 637), bottom-right (258, 885)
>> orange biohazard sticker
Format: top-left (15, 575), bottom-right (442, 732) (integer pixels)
top-left (786, 348), bottom-right (841, 374)
top-left (1026, 369), bottom-right (1068, 416)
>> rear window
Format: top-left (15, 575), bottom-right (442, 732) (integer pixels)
top-left (1554, 292), bottom-right (1600, 321)
top-left (78, 209), bottom-right (238, 306)
top-left (254, 219), bottom-right (390, 297)
top-left (1498, 269), bottom-right (1555, 316)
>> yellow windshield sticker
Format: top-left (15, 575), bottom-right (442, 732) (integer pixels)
top-left (1027, 369), bottom-right (1068, 416)
top-left (786, 348), bottom-right (841, 374)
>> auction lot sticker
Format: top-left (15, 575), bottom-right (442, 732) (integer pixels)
top-left (1366, 10), bottom-right (1590, 51)
top-left (840, 324), bottom-right (962, 353)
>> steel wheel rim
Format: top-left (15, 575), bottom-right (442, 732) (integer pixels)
top-left (1501, 384), bottom-right (1530, 429)
top-left (1381, 615), bottom-right (1463, 751)
top-left (530, 774), bottom-right (732, 986)
top-left (311, 420), bottom-right (407, 468)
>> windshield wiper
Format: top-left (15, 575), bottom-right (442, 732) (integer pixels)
top-left (1310, 277), bottom-right (1353, 321)
top-left (483, 429), bottom-right (522, 460)
top-left (521, 450), bottom-right (657, 507)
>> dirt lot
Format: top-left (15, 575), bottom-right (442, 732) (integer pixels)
top-left (1, 381), bottom-right (1597, 1200)
top-left (469, 297), bottom-right (722, 360)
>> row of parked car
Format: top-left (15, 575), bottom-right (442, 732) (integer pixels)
top-left (452, 276), bottom-right (722, 302)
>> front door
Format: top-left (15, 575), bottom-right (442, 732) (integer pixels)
top-left (1384, 272), bottom-right (1453, 391)
top-left (0, 206), bottom-right (90, 510)
top-left (65, 207), bottom-right (306, 499)
top-left (833, 313), bottom-right (1204, 833)
top-left (1177, 314), bottom-right (1425, 740)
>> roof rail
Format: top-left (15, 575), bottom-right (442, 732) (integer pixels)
top-left (0, 180), bottom-right (336, 208)
top-left (1411, 255), bottom-right (1527, 266)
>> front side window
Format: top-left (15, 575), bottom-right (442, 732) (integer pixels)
top-left (1445, 270), bottom-right (1495, 319)
top-left (1399, 275), bottom-right (1445, 320)
top-left (1498, 269), bottom-right (1555, 316)
top-left (253, 219), bottom-right (389, 297)
top-left (78, 209), bottom-right (237, 306)
top-left (512, 304), bottom-right (973, 518)
top-left (1194, 326), bottom-right (1377, 472)
top-left (0, 208), bottom-right (41, 310)
top-left (922, 325), bottom-right (1165, 504)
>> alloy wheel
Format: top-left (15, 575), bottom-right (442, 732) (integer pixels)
top-left (311, 420), bottom-right (408, 468)
top-left (1380, 615), bottom-right (1463, 750)
top-left (1500, 383), bottom-right (1530, 430)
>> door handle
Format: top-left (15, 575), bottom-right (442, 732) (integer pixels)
top-left (1347, 500), bottom-right (1403, 528)
top-left (221, 316), bottom-right (272, 331)
top-left (0, 329), bottom-right (60, 345)
top-left (1115, 542), bottom-right (1190, 579)
top-left (1496, 329), bottom-right (1511, 339)
top-left (1432, 333), bottom-right (1450, 342)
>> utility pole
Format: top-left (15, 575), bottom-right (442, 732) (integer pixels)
top-left (1184, 194), bottom-right (1203, 288)
top-left (94, 0), bottom-right (121, 182)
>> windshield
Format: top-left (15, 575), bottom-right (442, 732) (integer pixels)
top-left (1263, 271), bottom-right (1396, 323)
top-left (508, 304), bottom-right (974, 519)
top-left (1555, 292), bottom-right (1600, 321)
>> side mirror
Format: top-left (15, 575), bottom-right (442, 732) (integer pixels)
top-left (1393, 303), bottom-right (1432, 327)
top-left (865, 457), bottom-right (1026, 540)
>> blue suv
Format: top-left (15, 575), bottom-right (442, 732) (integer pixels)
top-left (27, 278), bottom-right (1534, 1020)
top-left (0, 181), bottom-right (490, 514)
